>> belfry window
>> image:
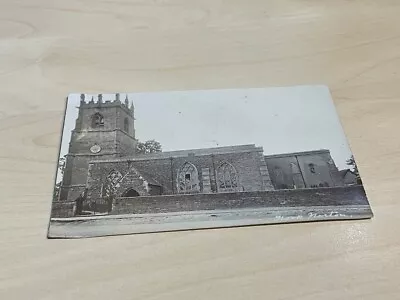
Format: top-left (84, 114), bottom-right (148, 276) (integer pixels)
top-left (177, 162), bottom-right (200, 193)
top-left (216, 162), bottom-right (238, 192)
top-left (124, 117), bottom-right (129, 132)
top-left (91, 113), bottom-right (104, 128)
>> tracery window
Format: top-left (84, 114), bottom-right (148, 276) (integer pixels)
top-left (177, 162), bottom-right (200, 193)
top-left (103, 170), bottom-right (123, 198)
top-left (216, 162), bottom-right (238, 192)
top-left (107, 170), bottom-right (123, 187)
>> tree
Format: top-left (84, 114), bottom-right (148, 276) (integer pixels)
top-left (53, 182), bottom-right (61, 202)
top-left (136, 139), bottom-right (162, 154)
top-left (58, 155), bottom-right (66, 176)
top-left (53, 156), bottom-right (66, 202)
top-left (346, 155), bottom-right (362, 184)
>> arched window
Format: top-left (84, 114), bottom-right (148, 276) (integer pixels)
top-left (103, 169), bottom-right (123, 198)
top-left (177, 162), bottom-right (200, 193)
top-left (106, 169), bottom-right (122, 189)
top-left (216, 162), bottom-right (238, 192)
top-left (308, 163), bottom-right (316, 173)
top-left (107, 170), bottom-right (122, 187)
top-left (91, 113), bottom-right (104, 128)
top-left (124, 117), bottom-right (129, 132)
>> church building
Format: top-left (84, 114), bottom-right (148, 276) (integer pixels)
top-left (58, 94), bottom-right (347, 215)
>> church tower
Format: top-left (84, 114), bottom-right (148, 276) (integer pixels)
top-left (59, 93), bottom-right (137, 203)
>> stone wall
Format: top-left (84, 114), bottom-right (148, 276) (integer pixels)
top-left (131, 158), bottom-right (175, 194)
top-left (265, 150), bottom-right (344, 189)
top-left (85, 148), bottom-right (273, 201)
top-left (115, 130), bottom-right (137, 156)
top-left (86, 161), bottom-right (150, 203)
top-left (112, 185), bottom-right (369, 215)
top-left (60, 153), bottom-right (116, 202)
top-left (77, 101), bottom-right (132, 132)
top-left (60, 100), bottom-right (137, 203)
top-left (51, 201), bottom-right (75, 217)
top-left (59, 184), bottom-right (86, 204)
top-left (297, 152), bottom-right (343, 187)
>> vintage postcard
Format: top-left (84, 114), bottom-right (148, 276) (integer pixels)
top-left (48, 86), bottom-right (372, 238)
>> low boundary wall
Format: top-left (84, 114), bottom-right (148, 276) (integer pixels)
top-left (112, 185), bottom-right (369, 215)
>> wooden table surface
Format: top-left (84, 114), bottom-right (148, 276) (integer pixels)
top-left (1, 1), bottom-right (399, 299)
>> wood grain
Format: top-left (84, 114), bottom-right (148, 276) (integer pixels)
top-left (1, 1), bottom-right (399, 299)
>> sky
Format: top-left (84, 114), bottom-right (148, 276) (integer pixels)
top-left (59, 86), bottom-right (353, 179)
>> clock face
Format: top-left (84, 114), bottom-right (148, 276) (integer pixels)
top-left (90, 144), bottom-right (101, 154)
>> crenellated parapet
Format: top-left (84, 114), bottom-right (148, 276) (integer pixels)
top-left (79, 93), bottom-right (134, 114)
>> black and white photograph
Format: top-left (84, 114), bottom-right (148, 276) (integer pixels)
top-left (48, 86), bottom-right (372, 238)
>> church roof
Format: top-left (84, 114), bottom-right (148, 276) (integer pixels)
top-left (264, 149), bottom-right (330, 159)
top-left (140, 144), bottom-right (262, 158)
top-left (90, 144), bottom-right (264, 163)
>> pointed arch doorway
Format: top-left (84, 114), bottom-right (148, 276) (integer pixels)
top-left (122, 188), bottom-right (140, 197)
